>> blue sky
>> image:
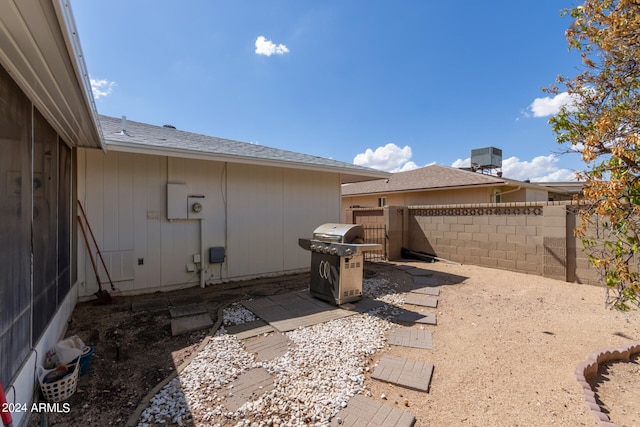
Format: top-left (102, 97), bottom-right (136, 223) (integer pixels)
top-left (71, 0), bottom-right (585, 182)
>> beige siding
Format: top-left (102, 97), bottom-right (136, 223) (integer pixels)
top-left (226, 164), bottom-right (340, 279)
top-left (343, 187), bottom-right (496, 211)
top-left (525, 188), bottom-right (550, 202)
top-left (226, 164), bottom-right (286, 278)
top-left (282, 168), bottom-right (340, 270)
top-left (79, 150), bottom-right (341, 297)
top-left (405, 188), bottom-right (494, 205)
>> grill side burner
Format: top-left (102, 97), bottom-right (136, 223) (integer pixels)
top-left (298, 223), bottom-right (382, 305)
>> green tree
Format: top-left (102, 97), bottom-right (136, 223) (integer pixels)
top-left (548, 0), bottom-right (640, 311)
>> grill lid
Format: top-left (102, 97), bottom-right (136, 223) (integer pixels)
top-left (312, 223), bottom-right (365, 244)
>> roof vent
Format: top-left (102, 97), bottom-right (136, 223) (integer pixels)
top-left (163, 124), bottom-right (176, 129)
top-left (120, 115), bottom-right (127, 135)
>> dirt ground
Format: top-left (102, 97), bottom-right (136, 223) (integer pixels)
top-left (27, 261), bottom-right (640, 427)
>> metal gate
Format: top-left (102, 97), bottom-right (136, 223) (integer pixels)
top-left (362, 224), bottom-right (386, 261)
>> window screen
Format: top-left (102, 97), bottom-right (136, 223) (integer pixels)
top-left (0, 63), bottom-right (32, 386)
top-left (32, 109), bottom-right (59, 340)
top-left (0, 64), bottom-right (74, 385)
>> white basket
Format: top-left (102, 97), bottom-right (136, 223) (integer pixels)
top-left (37, 358), bottom-right (79, 402)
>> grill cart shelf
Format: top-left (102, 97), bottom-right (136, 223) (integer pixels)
top-left (298, 223), bottom-right (381, 305)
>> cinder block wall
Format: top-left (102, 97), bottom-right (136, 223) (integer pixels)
top-left (345, 207), bottom-right (385, 225)
top-left (344, 201), bottom-right (603, 285)
top-left (405, 201), bottom-right (601, 284)
top-left (407, 204), bottom-right (545, 274)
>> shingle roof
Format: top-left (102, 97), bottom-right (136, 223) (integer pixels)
top-left (342, 164), bottom-right (508, 195)
top-left (99, 115), bottom-right (389, 183)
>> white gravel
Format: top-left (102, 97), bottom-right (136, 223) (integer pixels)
top-left (222, 303), bottom-right (258, 326)
top-left (137, 278), bottom-right (403, 427)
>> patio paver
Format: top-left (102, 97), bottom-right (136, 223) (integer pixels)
top-left (224, 368), bottom-right (275, 412)
top-left (395, 310), bottom-right (437, 325)
top-left (403, 293), bottom-right (438, 308)
top-left (410, 286), bottom-right (440, 296)
top-left (371, 354), bottom-right (434, 392)
top-left (243, 332), bottom-right (292, 361)
top-left (226, 320), bottom-right (275, 339)
top-left (169, 304), bottom-right (208, 318)
top-left (170, 312), bottom-right (213, 336)
top-left (388, 329), bottom-right (433, 349)
top-left (330, 395), bottom-right (415, 427)
top-left (241, 291), bottom-right (358, 332)
top-left (169, 294), bottom-right (203, 306)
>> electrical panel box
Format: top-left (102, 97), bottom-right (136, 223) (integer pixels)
top-left (167, 184), bottom-right (206, 220)
top-left (167, 183), bottom-right (188, 219)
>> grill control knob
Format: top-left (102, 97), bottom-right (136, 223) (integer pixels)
top-left (345, 249), bottom-right (353, 256)
top-left (330, 248), bottom-right (337, 255)
top-left (310, 244), bottom-right (316, 251)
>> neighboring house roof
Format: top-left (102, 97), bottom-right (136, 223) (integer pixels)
top-left (536, 181), bottom-right (583, 195)
top-left (0, 0), bottom-right (104, 150)
top-left (99, 115), bottom-right (390, 184)
top-left (342, 164), bottom-right (547, 196)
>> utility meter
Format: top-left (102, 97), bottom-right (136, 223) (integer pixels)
top-left (188, 196), bottom-right (205, 219)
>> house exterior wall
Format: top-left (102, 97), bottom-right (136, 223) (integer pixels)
top-left (78, 150), bottom-right (340, 297)
top-left (525, 188), bottom-right (550, 202)
top-left (343, 187), bottom-right (494, 211)
top-left (342, 185), bottom-right (553, 213)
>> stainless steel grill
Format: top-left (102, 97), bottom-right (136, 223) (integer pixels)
top-left (298, 223), bottom-right (382, 305)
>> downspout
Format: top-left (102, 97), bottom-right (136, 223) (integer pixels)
top-left (200, 218), bottom-right (206, 288)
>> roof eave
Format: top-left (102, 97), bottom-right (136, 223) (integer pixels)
top-left (104, 140), bottom-right (390, 183)
top-left (342, 181), bottom-right (507, 197)
top-left (0, 0), bottom-right (104, 150)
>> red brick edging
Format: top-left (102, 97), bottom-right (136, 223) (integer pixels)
top-left (575, 342), bottom-right (640, 426)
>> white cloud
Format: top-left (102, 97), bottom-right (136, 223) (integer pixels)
top-left (255, 36), bottom-right (289, 56)
top-left (450, 154), bottom-right (577, 182)
top-left (353, 143), bottom-right (415, 172)
top-left (529, 92), bottom-right (576, 117)
top-left (531, 168), bottom-right (578, 182)
top-left (394, 161), bottom-right (420, 172)
top-left (90, 78), bottom-right (116, 99)
top-left (451, 158), bottom-right (470, 168)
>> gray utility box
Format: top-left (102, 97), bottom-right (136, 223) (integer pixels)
top-left (298, 223), bottom-right (381, 306)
